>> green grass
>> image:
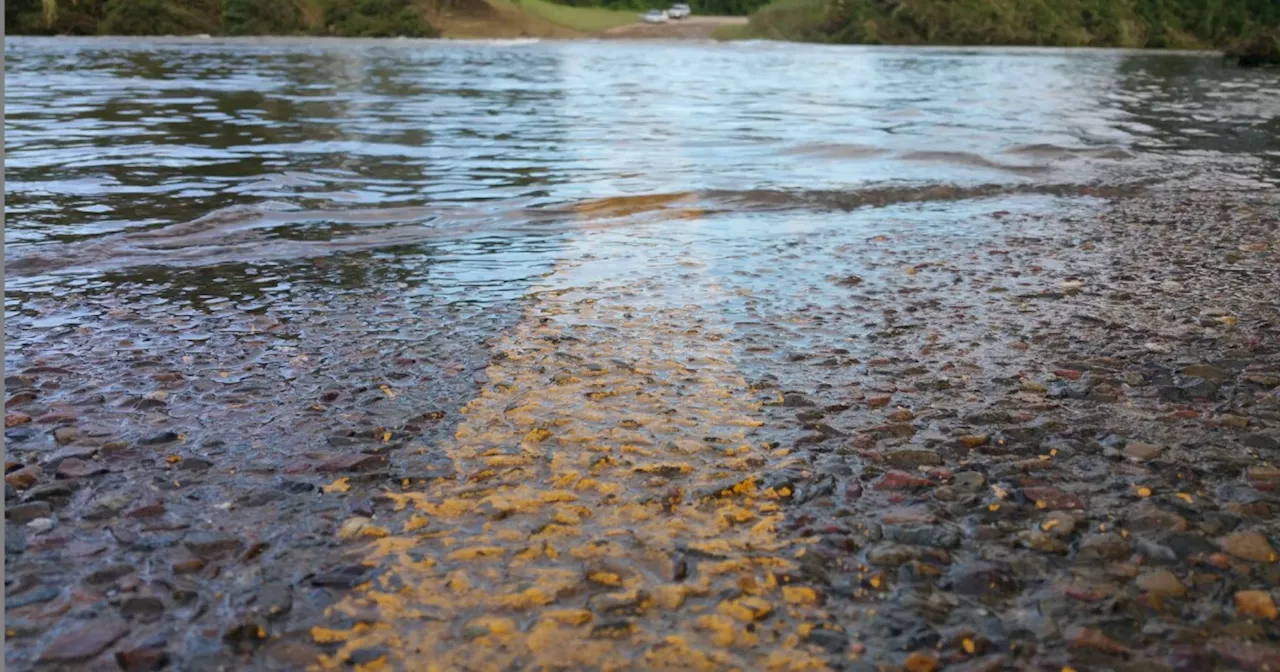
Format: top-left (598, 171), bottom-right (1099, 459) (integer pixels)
top-left (516, 0), bottom-right (637, 32)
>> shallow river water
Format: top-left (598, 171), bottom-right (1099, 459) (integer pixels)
top-left (5, 37), bottom-right (1280, 672)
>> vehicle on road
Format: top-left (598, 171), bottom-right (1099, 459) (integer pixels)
top-left (642, 9), bottom-right (669, 23)
top-left (668, 4), bottom-right (691, 19)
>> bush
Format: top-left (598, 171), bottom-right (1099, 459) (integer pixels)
top-left (222, 0), bottom-right (306, 35)
top-left (99, 0), bottom-right (220, 34)
top-left (319, 0), bottom-right (438, 37)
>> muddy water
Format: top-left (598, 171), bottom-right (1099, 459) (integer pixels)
top-left (5, 37), bottom-right (1280, 672)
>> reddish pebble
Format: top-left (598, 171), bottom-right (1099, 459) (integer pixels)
top-left (1053, 369), bottom-right (1083, 380)
top-left (875, 471), bottom-right (934, 491)
top-left (5, 412), bottom-right (32, 428)
top-left (867, 395), bottom-right (893, 409)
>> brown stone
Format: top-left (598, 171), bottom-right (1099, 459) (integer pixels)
top-left (875, 471), bottom-right (934, 491)
top-left (1136, 569), bottom-right (1185, 597)
top-left (57, 458), bottom-right (108, 479)
top-left (6, 412), bottom-right (32, 427)
top-left (1022, 486), bottom-right (1084, 510)
top-left (37, 617), bottom-right (129, 663)
top-left (173, 558), bottom-right (206, 574)
top-left (1122, 442), bottom-right (1162, 461)
top-left (1067, 626), bottom-right (1129, 655)
top-left (904, 652), bottom-right (939, 672)
top-left (316, 453), bottom-right (387, 473)
top-left (867, 395), bottom-right (893, 409)
top-left (1236, 590), bottom-right (1279, 620)
top-left (1220, 531), bottom-right (1278, 563)
top-left (5, 465), bottom-right (42, 489)
top-left (115, 647), bottom-right (169, 672)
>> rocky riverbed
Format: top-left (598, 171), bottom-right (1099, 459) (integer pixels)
top-left (6, 178), bottom-right (1278, 671)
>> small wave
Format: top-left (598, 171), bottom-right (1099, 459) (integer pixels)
top-left (4, 181), bottom-right (1147, 277)
top-left (897, 150), bottom-right (1052, 175)
top-left (450, 38), bottom-right (542, 47)
top-left (1002, 143), bottom-right (1136, 160)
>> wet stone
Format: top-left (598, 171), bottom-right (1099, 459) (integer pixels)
top-left (23, 482), bottom-right (76, 502)
top-left (1077, 533), bottom-right (1131, 562)
top-left (867, 544), bottom-right (921, 567)
top-left (120, 595), bottom-right (166, 620)
top-left (6, 585), bottom-right (61, 609)
top-left (1182, 364), bottom-right (1232, 381)
top-left (884, 523), bottom-right (963, 549)
top-left (139, 431), bottom-right (180, 446)
top-left (1123, 442), bottom-right (1163, 461)
top-left (1233, 590), bottom-right (1279, 621)
top-left (1220, 530), bottom-right (1277, 563)
top-left (1136, 569), bottom-right (1186, 597)
top-left (53, 426), bottom-right (81, 444)
top-left (115, 647), bottom-right (169, 672)
top-left (6, 500), bottom-right (52, 523)
top-left (953, 471), bottom-right (985, 491)
top-left (184, 532), bottom-right (243, 556)
top-left (883, 449), bottom-right (942, 470)
top-left (1023, 486), bottom-right (1084, 510)
top-left (1068, 626), bottom-right (1130, 655)
top-left (37, 617), bottom-right (130, 663)
top-left (1244, 434), bottom-right (1280, 452)
top-left (177, 457), bottom-right (213, 471)
top-left (311, 564), bottom-right (368, 588)
top-left (6, 524), bottom-right (27, 554)
top-left (950, 562), bottom-right (1018, 597)
top-left (85, 563), bottom-right (136, 585)
top-left (57, 457), bottom-right (108, 478)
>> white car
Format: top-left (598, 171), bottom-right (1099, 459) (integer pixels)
top-left (668, 4), bottom-right (691, 19)
top-left (642, 9), bottom-right (669, 23)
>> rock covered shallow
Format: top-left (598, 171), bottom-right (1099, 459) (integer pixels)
top-left (6, 181), bottom-right (1279, 671)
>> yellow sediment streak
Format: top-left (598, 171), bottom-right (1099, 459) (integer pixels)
top-left (313, 200), bottom-right (830, 672)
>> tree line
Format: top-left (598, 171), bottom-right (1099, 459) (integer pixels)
top-left (745, 0), bottom-right (1280, 49)
top-left (6, 0), bottom-right (437, 36)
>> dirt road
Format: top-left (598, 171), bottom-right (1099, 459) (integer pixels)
top-left (604, 15), bottom-right (747, 39)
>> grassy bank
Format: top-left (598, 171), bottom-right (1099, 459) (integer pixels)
top-left (740, 0), bottom-right (1280, 52)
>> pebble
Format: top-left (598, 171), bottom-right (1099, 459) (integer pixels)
top-left (6, 501), bottom-right (52, 523)
top-left (1076, 533), bottom-right (1131, 562)
top-left (1123, 442), bottom-right (1163, 461)
top-left (37, 617), bottom-right (130, 663)
top-left (867, 544), bottom-right (921, 567)
top-left (26, 517), bottom-right (55, 534)
top-left (316, 453), bottom-right (388, 473)
top-left (952, 471), bottom-right (985, 490)
top-left (5, 465), bottom-right (42, 489)
top-left (875, 471), bottom-right (934, 491)
top-left (57, 458), bottom-right (108, 478)
top-left (139, 431), bottom-right (180, 445)
top-left (883, 449), bottom-right (942, 469)
top-left (1068, 625), bottom-right (1129, 655)
top-left (1244, 434), bottom-right (1280, 452)
top-left (120, 595), bottom-right (166, 620)
top-left (904, 652), bottom-right (939, 672)
top-left (1136, 569), bottom-right (1186, 597)
top-left (1219, 530), bottom-right (1278, 563)
top-left (1022, 486), bottom-right (1084, 510)
top-left (950, 562), bottom-right (1018, 596)
top-left (53, 426), bottom-right (82, 444)
top-left (115, 647), bottom-right (169, 672)
top-left (184, 532), bottom-right (243, 556)
top-left (1235, 590), bottom-right (1278, 620)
